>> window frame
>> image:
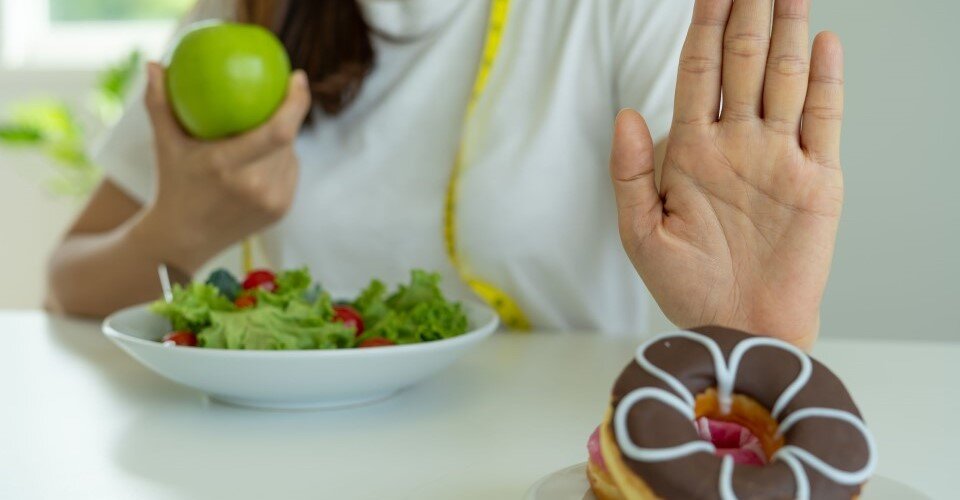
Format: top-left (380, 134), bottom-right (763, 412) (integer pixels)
top-left (0, 0), bottom-right (180, 70)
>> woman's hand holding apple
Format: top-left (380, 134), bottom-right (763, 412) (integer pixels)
top-left (132, 63), bottom-right (311, 274)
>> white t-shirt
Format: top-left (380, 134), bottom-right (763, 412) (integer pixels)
top-left (97, 0), bottom-right (692, 335)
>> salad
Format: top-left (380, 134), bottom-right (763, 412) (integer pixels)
top-left (150, 268), bottom-right (469, 350)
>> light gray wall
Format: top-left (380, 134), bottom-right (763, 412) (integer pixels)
top-left (811, 0), bottom-right (959, 341)
top-left (0, 71), bottom-right (97, 310)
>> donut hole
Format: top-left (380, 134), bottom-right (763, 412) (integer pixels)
top-left (694, 388), bottom-right (784, 466)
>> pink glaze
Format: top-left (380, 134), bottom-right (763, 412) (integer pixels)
top-left (696, 417), bottom-right (767, 466)
top-left (587, 418), bottom-right (766, 472)
top-left (587, 426), bottom-right (606, 471)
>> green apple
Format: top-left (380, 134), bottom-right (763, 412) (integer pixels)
top-left (166, 22), bottom-right (291, 140)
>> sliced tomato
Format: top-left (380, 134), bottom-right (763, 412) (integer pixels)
top-left (162, 331), bottom-right (197, 347)
top-left (242, 269), bottom-right (277, 292)
top-left (333, 305), bottom-right (364, 335)
top-left (234, 295), bottom-right (257, 309)
top-left (358, 337), bottom-right (394, 348)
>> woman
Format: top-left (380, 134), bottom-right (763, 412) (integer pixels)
top-left (47, 0), bottom-right (844, 349)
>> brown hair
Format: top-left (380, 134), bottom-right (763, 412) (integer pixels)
top-left (237, 0), bottom-right (374, 116)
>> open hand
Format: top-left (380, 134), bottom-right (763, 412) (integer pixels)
top-left (611, 0), bottom-right (844, 348)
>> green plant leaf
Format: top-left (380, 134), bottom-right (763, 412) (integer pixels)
top-left (0, 125), bottom-right (43, 145)
top-left (0, 49), bottom-right (148, 198)
top-left (93, 50), bottom-right (143, 123)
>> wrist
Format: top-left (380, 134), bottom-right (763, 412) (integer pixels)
top-left (789, 315), bottom-right (820, 352)
top-left (674, 312), bottom-right (821, 352)
top-left (127, 205), bottom-right (218, 275)
top-left (742, 314), bottom-right (821, 352)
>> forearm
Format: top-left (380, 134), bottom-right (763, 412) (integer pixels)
top-left (46, 212), bottom-right (198, 318)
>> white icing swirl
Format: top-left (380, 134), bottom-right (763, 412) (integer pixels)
top-left (614, 330), bottom-right (877, 500)
top-left (613, 388), bottom-right (716, 461)
top-left (776, 407), bottom-right (878, 486)
top-left (719, 455), bottom-right (737, 500)
top-left (724, 336), bottom-right (811, 418)
top-left (775, 450), bottom-right (811, 500)
top-left (635, 330), bottom-right (727, 408)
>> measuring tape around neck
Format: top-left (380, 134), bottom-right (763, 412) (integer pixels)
top-left (243, 0), bottom-right (531, 329)
top-left (444, 0), bottom-right (531, 330)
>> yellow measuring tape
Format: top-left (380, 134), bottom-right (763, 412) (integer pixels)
top-left (244, 0), bottom-right (531, 330)
top-left (444, 0), bottom-right (531, 330)
top-left (242, 238), bottom-right (255, 274)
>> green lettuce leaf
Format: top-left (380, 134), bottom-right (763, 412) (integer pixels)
top-left (150, 282), bottom-right (235, 332)
top-left (358, 270), bottom-right (468, 344)
top-left (386, 270), bottom-right (444, 311)
top-left (361, 301), bottom-right (468, 344)
top-left (284, 290), bottom-right (335, 323)
top-left (352, 279), bottom-right (389, 326)
top-left (198, 307), bottom-right (354, 350)
top-left (151, 267), bottom-right (467, 350)
top-left (253, 267), bottom-right (317, 309)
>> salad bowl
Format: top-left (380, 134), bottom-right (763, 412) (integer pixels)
top-left (102, 300), bottom-right (498, 409)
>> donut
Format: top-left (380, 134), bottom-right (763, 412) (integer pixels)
top-left (587, 326), bottom-right (876, 500)
top-left (587, 426), bottom-right (625, 500)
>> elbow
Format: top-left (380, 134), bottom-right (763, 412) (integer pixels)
top-left (45, 243), bottom-right (108, 319)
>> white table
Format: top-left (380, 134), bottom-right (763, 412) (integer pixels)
top-left (1, 311), bottom-right (954, 499)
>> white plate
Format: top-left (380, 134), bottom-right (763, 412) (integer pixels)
top-left (102, 300), bottom-right (498, 410)
top-left (525, 463), bottom-right (930, 500)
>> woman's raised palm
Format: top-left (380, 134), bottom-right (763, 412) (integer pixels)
top-left (611, 0), bottom-right (845, 348)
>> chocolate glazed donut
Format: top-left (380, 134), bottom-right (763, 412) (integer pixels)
top-left (604, 326), bottom-right (876, 500)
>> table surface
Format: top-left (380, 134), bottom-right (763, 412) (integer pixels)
top-left (1, 311), bottom-right (955, 500)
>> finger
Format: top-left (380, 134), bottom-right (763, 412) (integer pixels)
top-left (674, 0), bottom-right (734, 124)
top-left (610, 109), bottom-right (662, 247)
top-left (721, 0), bottom-right (773, 120)
top-left (231, 147), bottom-right (298, 218)
top-left (143, 62), bottom-right (188, 143)
top-left (217, 70), bottom-right (312, 165)
top-left (763, 0), bottom-right (811, 132)
top-left (801, 32), bottom-right (844, 167)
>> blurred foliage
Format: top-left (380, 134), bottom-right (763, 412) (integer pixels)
top-left (0, 51), bottom-right (144, 198)
top-left (0, 126), bottom-right (43, 144)
top-left (93, 51), bottom-right (143, 123)
top-left (51, 0), bottom-right (195, 22)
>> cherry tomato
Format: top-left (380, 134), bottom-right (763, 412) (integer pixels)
top-left (235, 295), bottom-right (257, 309)
top-left (162, 331), bottom-right (197, 347)
top-left (242, 269), bottom-right (277, 292)
top-left (358, 337), bottom-right (394, 348)
top-left (333, 305), bottom-right (365, 335)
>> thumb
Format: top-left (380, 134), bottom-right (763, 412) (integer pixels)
top-left (610, 109), bottom-right (662, 246)
top-left (143, 62), bottom-right (187, 143)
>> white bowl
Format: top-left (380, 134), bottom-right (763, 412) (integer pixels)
top-left (102, 301), bottom-right (498, 410)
